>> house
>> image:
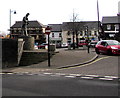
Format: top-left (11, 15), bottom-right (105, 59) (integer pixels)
top-left (47, 24), bottom-right (62, 47)
top-left (62, 21), bottom-right (100, 44)
top-left (102, 16), bottom-right (120, 40)
top-left (10, 20), bottom-right (46, 44)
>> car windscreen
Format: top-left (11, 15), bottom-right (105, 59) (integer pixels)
top-left (107, 41), bottom-right (120, 45)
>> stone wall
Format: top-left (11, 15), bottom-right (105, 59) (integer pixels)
top-left (2, 38), bottom-right (56, 68)
top-left (19, 50), bottom-right (48, 66)
top-left (2, 38), bottom-right (24, 68)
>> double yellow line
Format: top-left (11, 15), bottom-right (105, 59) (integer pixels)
top-left (58, 56), bottom-right (111, 70)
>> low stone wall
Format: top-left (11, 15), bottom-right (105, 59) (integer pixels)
top-left (2, 38), bottom-right (56, 68)
top-left (19, 50), bottom-right (51, 66)
top-left (2, 38), bottom-right (24, 68)
top-left (49, 45), bottom-right (56, 51)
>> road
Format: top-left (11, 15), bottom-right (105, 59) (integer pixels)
top-left (49, 54), bottom-right (119, 76)
top-left (2, 72), bottom-right (119, 96)
top-left (2, 54), bottom-right (120, 97)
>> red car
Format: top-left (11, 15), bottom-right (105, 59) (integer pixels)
top-left (78, 40), bottom-right (88, 47)
top-left (95, 40), bottom-right (120, 55)
top-left (38, 43), bottom-right (48, 49)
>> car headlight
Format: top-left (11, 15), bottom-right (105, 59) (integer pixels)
top-left (111, 47), bottom-right (118, 49)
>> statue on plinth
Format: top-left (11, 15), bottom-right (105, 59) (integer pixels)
top-left (22, 13), bottom-right (30, 36)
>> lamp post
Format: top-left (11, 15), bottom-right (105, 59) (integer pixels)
top-left (9, 9), bottom-right (16, 28)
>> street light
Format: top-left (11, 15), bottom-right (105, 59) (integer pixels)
top-left (9, 9), bottom-right (16, 28)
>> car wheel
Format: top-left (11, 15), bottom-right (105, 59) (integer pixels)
top-left (95, 48), bottom-right (100, 54)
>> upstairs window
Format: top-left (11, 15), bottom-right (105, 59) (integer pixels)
top-left (80, 31), bottom-right (83, 36)
top-left (115, 25), bottom-right (119, 30)
top-left (94, 31), bottom-right (97, 36)
top-left (67, 31), bottom-right (70, 36)
top-left (59, 33), bottom-right (62, 37)
top-left (52, 33), bottom-right (54, 37)
top-left (107, 25), bottom-right (111, 30)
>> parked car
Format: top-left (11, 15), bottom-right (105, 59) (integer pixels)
top-left (38, 43), bottom-right (48, 49)
top-left (61, 43), bottom-right (68, 48)
top-left (95, 40), bottom-right (120, 55)
top-left (70, 43), bottom-right (77, 48)
top-left (88, 41), bottom-right (98, 48)
top-left (34, 45), bottom-right (38, 49)
top-left (78, 40), bottom-right (88, 47)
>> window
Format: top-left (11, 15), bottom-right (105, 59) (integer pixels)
top-left (80, 31), bottom-right (83, 36)
top-left (89, 31), bottom-right (92, 36)
top-left (67, 38), bottom-right (71, 43)
top-left (115, 25), bottom-right (119, 30)
top-left (101, 42), bottom-right (108, 46)
top-left (85, 31), bottom-right (87, 35)
top-left (59, 33), bottom-right (62, 37)
top-left (94, 31), bottom-right (97, 36)
top-left (52, 33), bottom-right (54, 37)
top-left (107, 25), bottom-right (111, 30)
top-left (67, 31), bottom-right (70, 36)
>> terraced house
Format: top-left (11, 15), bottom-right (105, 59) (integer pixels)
top-left (62, 21), bottom-right (101, 44)
top-left (102, 16), bottom-right (120, 41)
top-left (10, 20), bottom-right (46, 44)
top-left (47, 24), bottom-right (62, 47)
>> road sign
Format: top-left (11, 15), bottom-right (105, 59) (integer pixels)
top-left (45, 26), bottom-right (51, 67)
top-left (45, 26), bottom-right (51, 35)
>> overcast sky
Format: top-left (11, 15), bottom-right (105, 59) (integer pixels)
top-left (0, 0), bottom-right (119, 34)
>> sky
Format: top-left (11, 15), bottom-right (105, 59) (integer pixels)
top-left (0, 0), bottom-right (120, 34)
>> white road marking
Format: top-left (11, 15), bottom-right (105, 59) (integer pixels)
top-left (81, 77), bottom-right (94, 79)
top-left (55, 73), bottom-right (66, 75)
top-left (43, 73), bottom-right (53, 75)
top-left (0, 73), bottom-right (5, 75)
top-left (65, 76), bottom-right (76, 78)
top-left (2, 72), bottom-right (118, 82)
top-left (85, 75), bottom-right (99, 77)
top-left (99, 78), bottom-right (113, 81)
top-left (69, 74), bottom-right (82, 76)
top-left (104, 76), bottom-right (118, 79)
top-left (6, 73), bottom-right (14, 75)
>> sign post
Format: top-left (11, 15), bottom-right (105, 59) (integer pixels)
top-left (45, 26), bottom-right (51, 67)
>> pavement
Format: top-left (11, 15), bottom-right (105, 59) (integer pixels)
top-left (2, 48), bottom-right (98, 73)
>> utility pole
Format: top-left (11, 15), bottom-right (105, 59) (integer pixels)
top-left (86, 26), bottom-right (90, 53)
top-left (97, 0), bottom-right (100, 41)
top-left (72, 10), bottom-right (75, 49)
top-left (72, 9), bottom-right (77, 49)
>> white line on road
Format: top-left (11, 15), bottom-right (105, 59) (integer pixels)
top-left (81, 77), bottom-right (94, 79)
top-left (99, 78), bottom-right (113, 81)
top-left (104, 76), bottom-right (118, 79)
top-left (85, 75), bottom-right (99, 77)
top-left (65, 76), bottom-right (76, 78)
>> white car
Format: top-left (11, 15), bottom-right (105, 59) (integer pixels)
top-left (61, 43), bottom-right (68, 48)
top-left (34, 45), bottom-right (38, 49)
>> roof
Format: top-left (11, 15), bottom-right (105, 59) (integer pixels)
top-left (102, 16), bottom-right (120, 24)
top-left (11, 20), bottom-right (45, 28)
top-left (48, 24), bottom-right (62, 32)
top-left (62, 21), bottom-right (100, 31)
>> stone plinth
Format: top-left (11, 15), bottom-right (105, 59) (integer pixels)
top-left (19, 36), bottom-right (34, 50)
